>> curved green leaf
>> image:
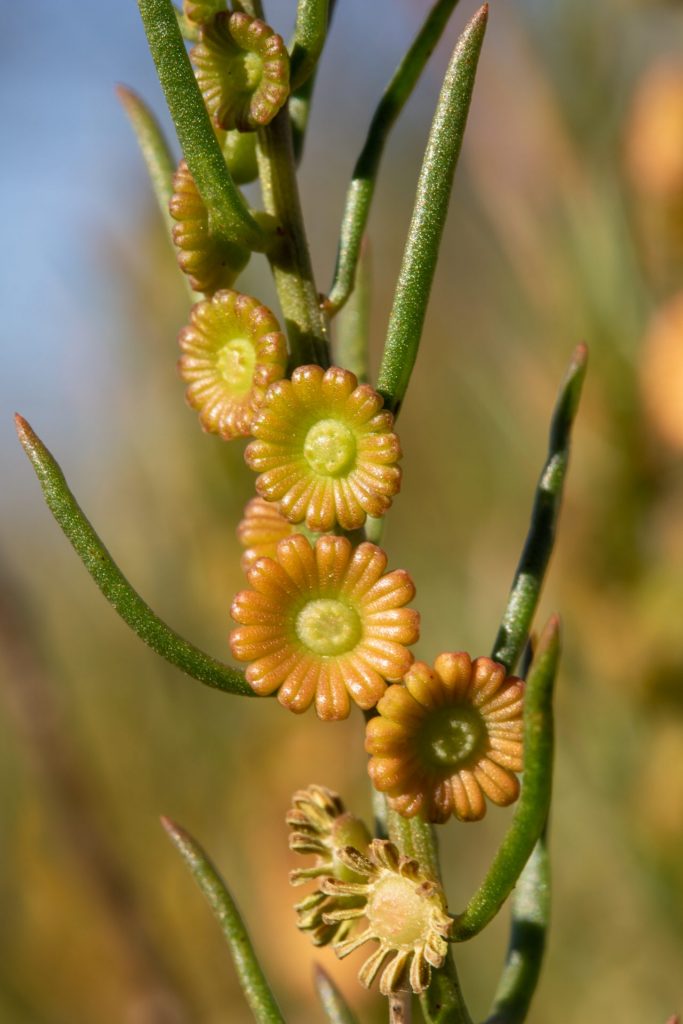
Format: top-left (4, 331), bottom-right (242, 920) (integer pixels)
top-left (491, 344), bottom-right (587, 673)
top-left (452, 616), bottom-right (559, 942)
top-left (326, 0), bottom-right (463, 316)
top-left (162, 818), bottom-right (286, 1024)
top-left (313, 965), bottom-right (359, 1024)
top-left (376, 4), bottom-right (488, 413)
top-left (15, 415), bottom-right (251, 697)
top-left (484, 832), bottom-right (550, 1024)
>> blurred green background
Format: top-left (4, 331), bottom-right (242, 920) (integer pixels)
top-left (2, 0), bottom-right (683, 1021)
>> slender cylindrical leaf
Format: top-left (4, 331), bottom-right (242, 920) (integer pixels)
top-left (484, 832), bottom-right (550, 1024)
top-left (313, 965), bottom-right (359, 1024)
top-left (161, 818), bottom-right (286, 1024)
top-left (290, 0), bottom-right (329, 91)
top-left (452, 616), bottom-right (559, 941)
top-left (15, 415), bottom-right (251, 696)
top-left (116, 84), bottom-right (176, 232)
top-left (137, 0), bottom-right (266, 251)
top-left (326, 0), bottom-right (462, 316)
top-left (376, 5), bottom-right (487, 413)
top-left (335, 236), bottom-right (371, 382)
top-left (491, 344), bottom-right (587, 673)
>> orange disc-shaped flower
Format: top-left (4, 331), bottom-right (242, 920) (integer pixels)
top-left (237, 496), bottom-right (295, 573)
top-left (230, 534), bottom-right (419, 720)
top-left (245, 365), bottom-right (402, 532)
top-left (366, 653), bottom-right (524, 823)
top-left (179, 290), bottom-right (287, 439)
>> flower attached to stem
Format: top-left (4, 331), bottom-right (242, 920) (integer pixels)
top-left (245, 365), bottom-right (402, 532)
top-left (170, 160), bottom-right (250, 295)
top-left (322, 839), bottom-right (451, 995)
top-left (192, 13), bottom-right (290, 132)
top-left (287, 784), bottom-right (372, 946)
top-left (179, 290), bottom-right (287, 439)
top-left (237, 497), bottom-right (294, 573)
top-left (230, 534), bottom-right (419, 720)
top-left (366, 653), bottom-right (524, 823)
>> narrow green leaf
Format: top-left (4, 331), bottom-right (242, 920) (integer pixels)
top-left (375, 4), bottom-right (487, 413)
top-left (290, 0), bottom-right (337, 163)
top-left (137, 0), bottom-right (267, 251)
top-left (326, 0), bottom-right (462, 316)
top-left (491, 344), bottom-right (587, 673)
top-left (313, 965), bottom-right (359, 1024)
top-left (451, 616), bottom-right (559, 942)
top-left (335, 236), bottom-right (371, 383)
top-left (161, 818), bottom-right (286, 1024)
top-left (15, 415), bottom-right (252, 697)
top-left (116, 84), bottom-right (176, 232)
top-left (484, 832), bottom-right (550, 1024)
top-left (290, 0), bottom-right (329, 92)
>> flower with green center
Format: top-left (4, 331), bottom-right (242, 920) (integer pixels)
top-left (245, 365), bottom-right (402, 532)
top-left (169, 160), bottom-right (250, 295)
top-left (192, 12), bottom-right (290, 132)
top-left (179, 290), bottom-right (287, 439)
top-left (229, 534), bottom-right (419, 720)
top-left (322, 840), bottom-right (451, 995)
top-left (287, 784), bottom-right (372, 946)
top-left (366, 653), bottom-right (524, 823)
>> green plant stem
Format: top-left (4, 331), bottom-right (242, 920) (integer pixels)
top-left (290, 0), bottom-right (337, 163)
top-left (376, 5), bottom-right (487, 415)
top-left (257, 109), bottom-right (330, 368)
top-left (313, 965), bottom-right (359, 1024)
top-left (326, 0), bottom-right (462, 316)
top-left (451, 616), bottom-right (559, 942)
top-left (161, 818), bottom-right (286, 1024)
top-left (491, 344), bottom-right (587, 673)
top-left (335, 236), bottom-right (371, 382)
top-left (387, 808), bottom-right (441, 883)
top-left (290, 0), bottom-right (329, 91)
top-left (484, 832), bottom-right (550, 1024)
top-left (386, 809), bottom-right (471, 1024)
top-left (15, 415), bottom-right (251, 697)
top-left (137, 0), bottom-right (267, 251)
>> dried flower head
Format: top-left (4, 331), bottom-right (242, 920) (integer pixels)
top-left (179, 290), bottom-right (287, 439)
top-left (230, 534), bottom-right (419, 720)
top-left (237, 497), bottom-right (294, 573)
top-left (287, 784), bottom-right (372, 946)
top-left (322, 840), bottom-right (451, 995)
top-left (245, 365), bottom-right (402, 532)
top-left (170, 160), bottom-right (250, 295)
top-left (192, 12), bottom-right (290, 132)
top-left (366, 653), bottom-right (524, 823)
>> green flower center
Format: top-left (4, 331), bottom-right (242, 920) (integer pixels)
top-left (303, 419), bottom-right (357, 477)
top-left (296, 598), bottom-right (361, 656)
top-left (216, 337), bottom-right (256, 394)
top-left (418, 706), bottom-right (485, 771)
top-left (366, 874), bottom-right (431, 950)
